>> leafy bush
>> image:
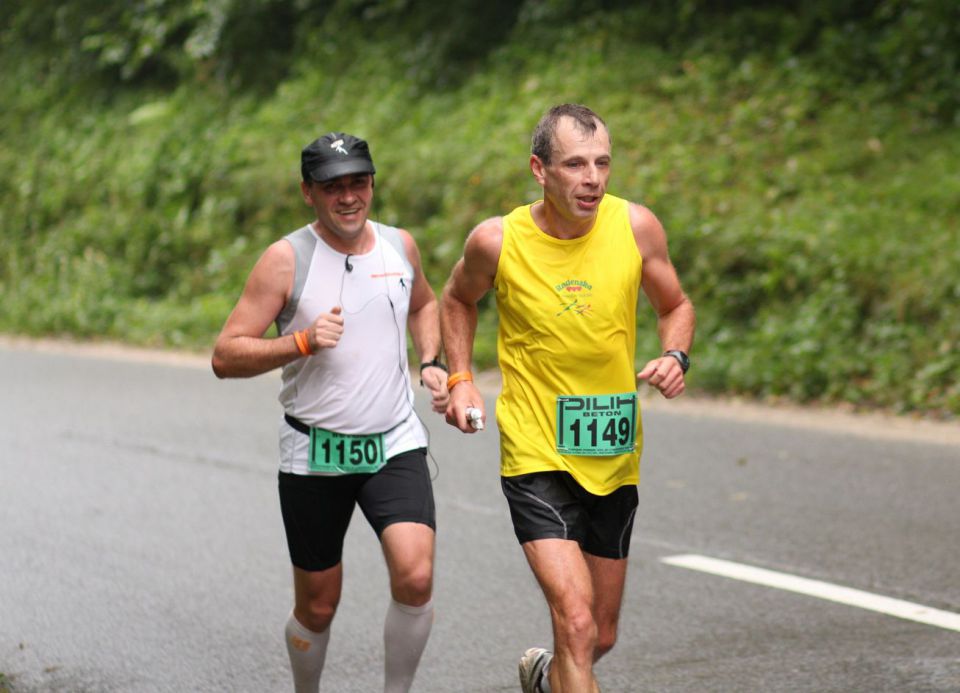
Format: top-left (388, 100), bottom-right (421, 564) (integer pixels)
top-left (1, 1), bottom-right (957, 416)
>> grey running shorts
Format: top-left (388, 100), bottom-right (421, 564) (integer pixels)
top-left (278, 447), bottom-right (435, 571)
top-left (501, 471), bottom-right (638, 559)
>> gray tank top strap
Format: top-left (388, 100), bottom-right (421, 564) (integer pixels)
top-left (373, 221), bottom-right (413, 277)
top-left (276, 225), bottom-right (317, 335)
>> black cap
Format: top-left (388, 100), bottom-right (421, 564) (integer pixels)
top-left (301, 132), bottom-right (376, 183)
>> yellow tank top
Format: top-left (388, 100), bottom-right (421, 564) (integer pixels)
top-left (494, 194), bottom-right (643, 495)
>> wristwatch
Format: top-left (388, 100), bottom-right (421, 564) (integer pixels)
top-left (419, 357), bottom-right (448, 386)
top-left (662, 350), bottom-right (690, 373)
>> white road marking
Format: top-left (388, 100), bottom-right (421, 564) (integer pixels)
top-left (661, 554), bottom-right (960, 632)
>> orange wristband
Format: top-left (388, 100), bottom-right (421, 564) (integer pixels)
top-left (446, 371), bottom-right (473, 391)
top-left (293, 330), bottom-right (312, 356)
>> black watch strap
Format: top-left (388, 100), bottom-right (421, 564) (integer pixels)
top-left (419, 358), bottom-right (448, 385)
top-left (662, 349), bottom-right (690, 373)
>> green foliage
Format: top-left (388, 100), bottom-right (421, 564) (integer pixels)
top-left (4, 1), bottom-right (957, 116)
top-left (0, 0), bottom-right (316, 91)
top-left (1, 1), bottom-right (958, 416)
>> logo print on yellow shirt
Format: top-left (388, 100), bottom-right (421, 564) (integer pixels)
top-left (555, 279), bottom-right (593, 317)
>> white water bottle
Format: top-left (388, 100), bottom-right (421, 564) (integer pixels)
top-left (465, 407), bottom-right (484, 430)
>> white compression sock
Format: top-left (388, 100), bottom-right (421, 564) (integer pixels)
top-left (285, 611), bottom-right (331, 693)
top-left (383, 598), bottom-right (434, 693)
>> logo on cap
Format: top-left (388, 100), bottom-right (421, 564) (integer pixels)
top-left (330, 139), bottom-right (348, 156)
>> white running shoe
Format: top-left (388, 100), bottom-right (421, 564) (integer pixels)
top-left (519, 647), bottom-right (553, 693)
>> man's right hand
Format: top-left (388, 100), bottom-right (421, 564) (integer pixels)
top-left (307, 306), bottom-right (345, 351)
top-left (445, 382), bottom-right (485, 433)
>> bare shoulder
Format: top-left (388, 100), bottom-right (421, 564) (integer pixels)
top-left (395, 227), bottom-right (422, 262)
top-left (252, 237), bottom-right (293, 272)
top-left (466, 216), bottom-right (503, 261)
top-left (463, 216), bottom-right (503, 277)
top-left (627, 201), bottom-right (667, 257)
top-left (246, 238), bottom-right (295, 298)
top-left (444, 217), bottom-right (503, 301)
top-left (467, 216), bottom-right (504, 249)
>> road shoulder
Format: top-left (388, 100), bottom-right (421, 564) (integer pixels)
top-left (3, 335), bottom-right (957, 447)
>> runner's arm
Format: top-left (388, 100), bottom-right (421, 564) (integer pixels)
top-left (630, 203), bottom-right (696, 398)
top-left (401, 229), bottom-right (448, 412)
top-left (440, 217), bottom-right (502, 430)
top-left (211, 240), bottom-right (303, 378)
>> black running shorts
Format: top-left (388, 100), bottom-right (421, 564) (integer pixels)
top-left (278, 447), bottom-right (435, 571)
top-left (501, 471), bottom-right (638, 559)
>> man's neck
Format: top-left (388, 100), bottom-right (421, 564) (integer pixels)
top-left (531, 201), bottom-right (596, 240)
top-left (311, 220), bottom-right (374, 255)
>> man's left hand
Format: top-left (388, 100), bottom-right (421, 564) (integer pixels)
top-left (637, 357), bottom-right (686, 399)
top-left (421, 366), bottom-right (451, 413)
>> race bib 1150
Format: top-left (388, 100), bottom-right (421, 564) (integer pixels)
top-left (308, 428), bottom-right (386, 474)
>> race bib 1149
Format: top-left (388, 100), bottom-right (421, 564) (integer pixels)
top-left (555, 393), bottom-right (637, 456)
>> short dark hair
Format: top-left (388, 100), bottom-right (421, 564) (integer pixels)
top-left (531, 104), bottom-right (609, 164)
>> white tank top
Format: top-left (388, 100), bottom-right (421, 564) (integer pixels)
top-left (275, 222), bottom-right (427, 475)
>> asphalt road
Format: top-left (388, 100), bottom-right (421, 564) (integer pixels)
top-left (1, 342), bottom-right (959, 692)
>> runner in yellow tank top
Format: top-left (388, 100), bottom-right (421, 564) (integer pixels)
top-left (496, 193), bottom-right (642, 495)
top-left (441, 104), bottom-right (695, 693)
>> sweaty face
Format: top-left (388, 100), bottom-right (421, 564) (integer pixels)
top-left (536, 117), bottom-right (611, 227)
top-left (302, 173), bottom-right (373, 244)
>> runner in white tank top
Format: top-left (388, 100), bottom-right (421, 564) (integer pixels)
top-left (276, 221), bottom-right (429, 475)
top-left (212, 131), bottom-right (448, 693)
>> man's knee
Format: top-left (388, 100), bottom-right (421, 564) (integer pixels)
top-left (392, 561), bottom-right (433, 604)
top-left (594, 630), bottom-right (617, 660)
top-left (296, 596), bottom-right (338, 632)
top-left (591, 607), bottom-right (624, 660)
top-left (555, 604), bottom-right (599, 653)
